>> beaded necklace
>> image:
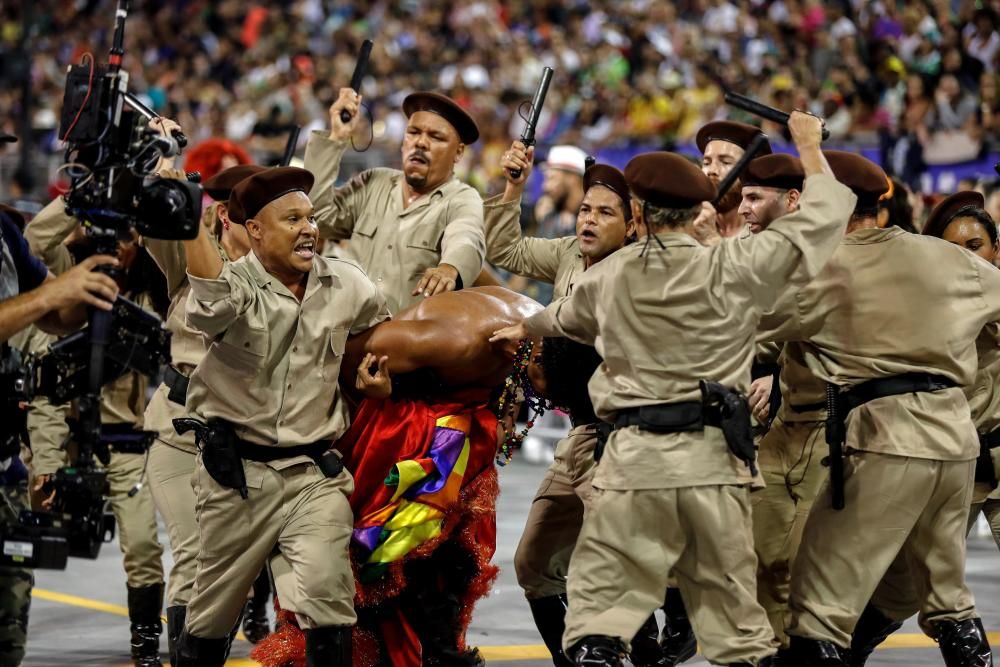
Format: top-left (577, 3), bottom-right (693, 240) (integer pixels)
top-left (494, 339), bottom-right (550, 466)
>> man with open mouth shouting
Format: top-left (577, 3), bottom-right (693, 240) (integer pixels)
top-left (174, 167), bottom-right (391, 666)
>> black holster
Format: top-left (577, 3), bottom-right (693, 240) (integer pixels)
top-left (173, 417), bottom-right (248, 499)
top-left (699, 381), bottom-right (758, 476)
top-left (825, 384), bottom-right (846, 511)
top-left (593, 423), bottom-right (613, 463)
top-left (975, 429), bottom-right (1000, 489)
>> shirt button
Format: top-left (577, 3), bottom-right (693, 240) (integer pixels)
top-left (387, 244), bottom-right (393, 249)
top-left (243, 342), bottom-right (250, 348)
top-left (377, 277), bottom-right (383, 282)
top-left (287, 383), bottom-right (292, 390)
top-left (292, 346), bottom-right (298, 352)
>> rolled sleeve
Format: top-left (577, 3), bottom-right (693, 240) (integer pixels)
top-left (304, 131), bottom-right (362, 241)
top-left (185, 264), bottom-right (252, 337)
top-left (439, 189), bottom-right (486, 288)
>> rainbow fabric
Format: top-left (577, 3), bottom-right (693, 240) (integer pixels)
top-left (352, 414), bottom-right (472, 581)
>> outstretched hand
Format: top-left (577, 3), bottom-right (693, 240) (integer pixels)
top-left (356, 353), bottom-right (391, 399)
top-left (489, 322), bottom-right (529, 344)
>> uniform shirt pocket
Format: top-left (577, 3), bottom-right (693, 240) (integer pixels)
top-left (321, 328), bottom-right (349, 382)
top-left (215, 323), bottom-right (268, 374)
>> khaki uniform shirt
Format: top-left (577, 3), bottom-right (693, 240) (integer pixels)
top-left (760, 228), bottom-right (1000, 461)
top-left (185, 252), bottom-right (389, 453)
top-left (483, 194), bottom-right (583, 300)
top-left (304, 131), bottom-right (485, 314)
top-left (775, 343), bottom-right (828, 423)
top-left (143, 235), bottom-right (231, 453)
top-left (525, 174), bottom-right (855, 490)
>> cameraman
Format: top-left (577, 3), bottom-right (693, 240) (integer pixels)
top-left (0, 206), bottom-right (120, 344)
top-left (0, 203), bottom-right (117, 667)
top-left (19, 197), bottom-right (169, 667)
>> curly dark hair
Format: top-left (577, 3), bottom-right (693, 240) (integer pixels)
top-left (539, 336), bottom-right (603, 426)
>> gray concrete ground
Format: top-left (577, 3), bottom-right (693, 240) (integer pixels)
top-left (22, 458), bottom-right (1000, 666)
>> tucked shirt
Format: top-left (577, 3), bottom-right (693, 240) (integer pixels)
top-left (185, 251), bottom-right (390, 450)
top-left (524, 173), bottom-right (855, 490)
top-left (483, 194), bottom-right (584, 300)
top-left (304, 131), bottom-right (485, 314)
top-left (760, 227), bottom-right (1000, 461)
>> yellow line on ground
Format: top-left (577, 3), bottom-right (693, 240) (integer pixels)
top-left (33, 588), bottom-right (1000, 662)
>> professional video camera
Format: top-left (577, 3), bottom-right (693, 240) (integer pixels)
top-left (0, 0), bottom-right (195, 568)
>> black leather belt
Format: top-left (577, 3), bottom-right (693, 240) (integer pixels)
top-left (235, 439), bottom-right (333, 463)
top-left (614, 401), bottom-right (720, 433)
top-left (842, 373), bottom-right (956, 413)
top-left (164, 365), bottom-right (190, 406)
top-left (101, 423), bottom-right (156, 454)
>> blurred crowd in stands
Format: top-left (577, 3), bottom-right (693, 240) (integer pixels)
top-left (1, 0), bottom-right (998, 261)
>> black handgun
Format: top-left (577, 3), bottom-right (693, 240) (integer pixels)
top-left (700, 380), bottom-right (758, 476)
top-left (174, 418), bottom-right (248, 499)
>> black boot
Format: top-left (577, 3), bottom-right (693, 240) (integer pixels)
top-left (848, 604), bottom-right (903, 666)
top-left (242, 569), bottom-right (271, 644)
top-left (174, 632), bottom-right (229, 667)
top-left (630, 614), bottom-right (664, 666)
top-left (659, 588), bottom-right (696, 666)
top-left (933, 618), bottom-right (994, 667)
top-left (166, 606), bottom-right (186, 667)
top-left (782, 636), bottom-right (847, 666)
top-left (569, 635), bottom-right (627, 667)
top-left (128, 584), bottom-right (164, 667)
top-left (527, 596), bottom-right (573, 667)
top-left (304, 625), bottom-right (353, 667)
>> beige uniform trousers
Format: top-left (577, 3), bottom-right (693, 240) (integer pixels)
top-left (106, 450), bottom-right (165, 587)
top-left (563, 484), bottom-right (777, 664)
top-left (788, 453), bottom-right (977, 646)
top-left (514, 427), bottom-right (596, 599)
top-left (185, 456), bottom-right (356, 638)
top-left (145, 383), bottom-right (200, 606)
top-left (967, 481), bottom-right (1000, 549)
top-left (751, 417), bottom-right (828, 643)
top-left (146, 438), bottom-right (199, 606)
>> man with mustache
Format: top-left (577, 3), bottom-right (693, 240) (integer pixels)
top-left (304, 88), bottom-right (485, 314)
top-left (174, 167), bottom-right (391, 666)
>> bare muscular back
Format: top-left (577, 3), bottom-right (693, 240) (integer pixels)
top-left (342, 287), bottom-right (543, 392)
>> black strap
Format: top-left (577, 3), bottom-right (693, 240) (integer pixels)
top-left (235, 439), bottom-right (333, 463)
top-left (101, 423), bottom-right (155, 454)
top-left (164, 365), bottom-right (190, 406)
top-left (614, 402), bottom-right (714, 433)
top-left (982, 427), bottom-right (1000, 450)
top-left (843, 373), bottom-right (956, 413)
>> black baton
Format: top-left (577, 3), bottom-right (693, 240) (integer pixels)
top-left (711, 132), bottom-right (770, 206)
top-left (509, 67), bottom-right (554, 180)
top-left (281, 126), bottom-right (300, 166)
top-left (725, 91), bottom-right (830, 141)
top-left (340, 39), bottom-right (373, 125)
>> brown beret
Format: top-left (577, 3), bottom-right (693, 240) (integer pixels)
top-left (0, 204), bottom-right (26, 230)
top-left (696, 121), bottom-right (773, 156)
top-left (625, 152), bottom-right (716, 209)
top-left (743, 154), bottom-right (805, 191)
top-left (228, 167), bottom-right (314, 225)
top-left (203, 165), bottom-right (267, 202)
top-left (923, 191), bottom-right (986, 239)
top-left (402, 92), bottom-right (480, 144)
top-left (823, 150), bottom-right (889, 209)
top-left (585, 163), bottom-right (632, 214)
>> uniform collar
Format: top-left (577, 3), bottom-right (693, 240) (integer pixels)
top-left (245, 250), bottom-right (331, 298)
top-left (842, 226), bottom-right (905, 245)
top-left (393, 171), bottom-right (455, 214)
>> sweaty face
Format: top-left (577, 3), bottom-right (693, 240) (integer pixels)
top-left (702, 140), bottom-right (744, 185)
top-left (401, 111), bottom-right (463, 193)
top-left (739, 186), bottom-right (792, 234)
top-left (249, 191), bottom-right (318, 276)
top-left (942, 217), bottom-right (999, 264)
top-left (576, 185), bottom-right (630, 261)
